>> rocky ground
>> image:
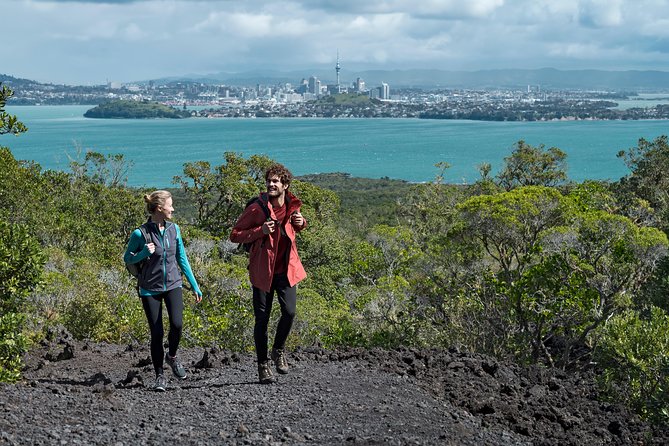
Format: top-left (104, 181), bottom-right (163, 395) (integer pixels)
top-left (0, 329), bottom-right (666, 445)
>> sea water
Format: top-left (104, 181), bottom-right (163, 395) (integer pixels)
top-left (5, 105), bottom-right (669, 187)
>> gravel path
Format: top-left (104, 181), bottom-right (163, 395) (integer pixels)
top-left (1, 330), bottom-right (666, 445)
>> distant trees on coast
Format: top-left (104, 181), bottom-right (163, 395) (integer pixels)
top-left (84, 99), bottom-right (191, 119)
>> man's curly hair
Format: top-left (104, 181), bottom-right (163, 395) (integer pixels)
top-left (265, 163), bottom-right (293, 187)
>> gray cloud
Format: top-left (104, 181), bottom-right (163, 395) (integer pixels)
top-left (6, 0), bottom-right (669, 84)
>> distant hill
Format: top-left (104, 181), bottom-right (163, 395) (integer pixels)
top-left (0, 74), bottom-right (44, 88)
top-left (7, 68), bottom-right (669, 92)
top-left (156, 68), bottom-right (669, 91)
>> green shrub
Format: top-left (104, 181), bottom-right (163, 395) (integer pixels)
top-left (597, 306), bottom-right (669, 424)
top-left (31, 253), bottom-right (146, 344)
top-left (0, 220), bottom-right (45, 382)
top-left (182, 260), bottom-right (254, 351)
top-left (290, 288), bottom-right (360, 349)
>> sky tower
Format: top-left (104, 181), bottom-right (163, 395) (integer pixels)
top-left (335, 50), bottom-right (341, 89)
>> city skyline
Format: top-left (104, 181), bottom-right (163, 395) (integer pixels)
top-left (5, 0), bottom-right (669, 85)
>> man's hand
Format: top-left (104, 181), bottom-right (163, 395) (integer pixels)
top-left (145, 242), bottom-right (156, 254)
top-left (262, 220), bottom-right (276, 234)
top-left (291, 211), bottom-right (304, 227)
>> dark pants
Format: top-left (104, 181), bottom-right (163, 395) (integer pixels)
top-left (141, 287), bottom-right (184, 376)
top-left (252, 274), bottom-right (297, 363)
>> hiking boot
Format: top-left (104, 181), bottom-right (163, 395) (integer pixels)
top-left (271, 348), bottom-right (289, 374)
top-left (153, 374), bottom-right (167, 392)
top-left (165, 353), bottom-right (187, 380)
top-left (258, 360), bottom-right (276, 384)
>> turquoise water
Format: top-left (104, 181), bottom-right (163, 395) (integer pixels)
top-left (5, 105), bottom-right (669, 187)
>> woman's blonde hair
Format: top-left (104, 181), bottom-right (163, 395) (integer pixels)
top-left (144, 190), bottom-right (172, 214)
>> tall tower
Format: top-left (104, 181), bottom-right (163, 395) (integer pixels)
top-left (335, 50), bottom-right (341, 90)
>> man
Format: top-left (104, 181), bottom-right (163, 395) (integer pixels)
top-left (230, 163), bottom-right (307, 384)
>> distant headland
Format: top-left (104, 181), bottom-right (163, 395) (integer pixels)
top-left (83, 100), bottom-right (191, 119)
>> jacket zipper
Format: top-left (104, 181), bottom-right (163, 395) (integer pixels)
top-left (159, 226), bottom-right (168, 291)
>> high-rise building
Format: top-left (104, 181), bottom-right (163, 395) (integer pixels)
top-left (355, 77), bottom-right (366, 92)
top-left (296, 78), bottom-right (308, 94)
top-left (308, 76), bottom-right (321, 95)
top-left (380, 82), bottom-right (390, 100)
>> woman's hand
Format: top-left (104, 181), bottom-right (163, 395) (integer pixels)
top-left (145, 242), bottom-right (156, 254)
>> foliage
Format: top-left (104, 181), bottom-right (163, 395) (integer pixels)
top-left (0, 84), bottom-right (27, 135)
top-left (68, 147), bottom-right (134, 188)
top-left (290, 289), bottom-right (359, 348)
top-left (0, 149), bottom-right (144, 262)
top-left (342, 225), bottom-right (436, 347)
top-left (597, 307), bottom-right (669, 424)
top-left (0, 93), bottom-right (43, 382)
top-left (296, 223), bottom-right (351, 301)
top-left (398, 162), bottom-right (467, 242)
top-left (297, 172), bottom-right (413, 231)
top-left (0, 220), bottom-right (45, 382)
top-left (290, 179), bottom-right (341, 226)
top-left (617, 135), bottom-right (669, 230)
top-left (638, 256), bottom-right (669, 313)
top-left (497, 140), bottom-right (568, 190)
top-left (312, 93), bottom-right (372, 106)
top-left (83, 99), bottom-right (191, 119)
top-left (455, 186), bottom-right (668, 368)
top-left (458, 186), bottom-right (566, 282)
top-left (30, 254), bottom-right (146, 344)
top-left (0, 148), bottom-right (44, 227)
top-left (181, 256), bottom-right (254, 351)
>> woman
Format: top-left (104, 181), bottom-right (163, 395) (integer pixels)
top-left (124, 190), bottom-right (202, 391)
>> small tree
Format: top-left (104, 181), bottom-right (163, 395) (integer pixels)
top-left (68, 147), bottom-right (134, 188)
top-left (497, 140), bottom-right (567, 190)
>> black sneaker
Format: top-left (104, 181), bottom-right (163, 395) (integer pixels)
top-left (271, 348), bottom-right (289, 374)
top-left (153, 374), bottom-right (167, 392)
top-left (165, 353), bottom-right (187, 380)
top-left (258, 360), bottom-right (276, 384)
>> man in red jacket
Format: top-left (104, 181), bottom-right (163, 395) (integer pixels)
top-left (230, 163), bottom-right (307, 384)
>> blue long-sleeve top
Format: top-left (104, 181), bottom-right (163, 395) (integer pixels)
top-left (124, 221), bottom-right (201, 297)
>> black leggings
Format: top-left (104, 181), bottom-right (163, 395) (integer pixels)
top-left (252, 274), bottom-right (297, 363)
top-left (141, 287), bottom-right (184, 376)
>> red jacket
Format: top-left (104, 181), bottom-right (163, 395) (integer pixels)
top-left (230, 191), bottom-right (307, 292)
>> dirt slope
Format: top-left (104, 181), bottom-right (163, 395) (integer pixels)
top-left (0, 330), bottom-right (666, 445)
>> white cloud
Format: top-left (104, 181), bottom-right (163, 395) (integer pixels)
top-left (304, 0), bottom-right (504, 18)
top-left (639, 18), bottom-right (669, 38)
top-left (578, 0), bottom-right (623, 27)
top-left (194, 10), bottom-right (312, 38)
top-left (343, 13), bottom-right (407, 38)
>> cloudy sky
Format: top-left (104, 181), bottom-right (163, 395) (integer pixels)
top-left (6, 0), bottom-right (669, 85)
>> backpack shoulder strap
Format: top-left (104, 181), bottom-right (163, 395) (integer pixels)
top-left (247, 194), bottom-right (271, 220)
top-left (137, 224), bottom-right (150, 244)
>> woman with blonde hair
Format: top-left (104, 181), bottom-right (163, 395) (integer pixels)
top-left (124, 190), bottom-right (202, 391)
